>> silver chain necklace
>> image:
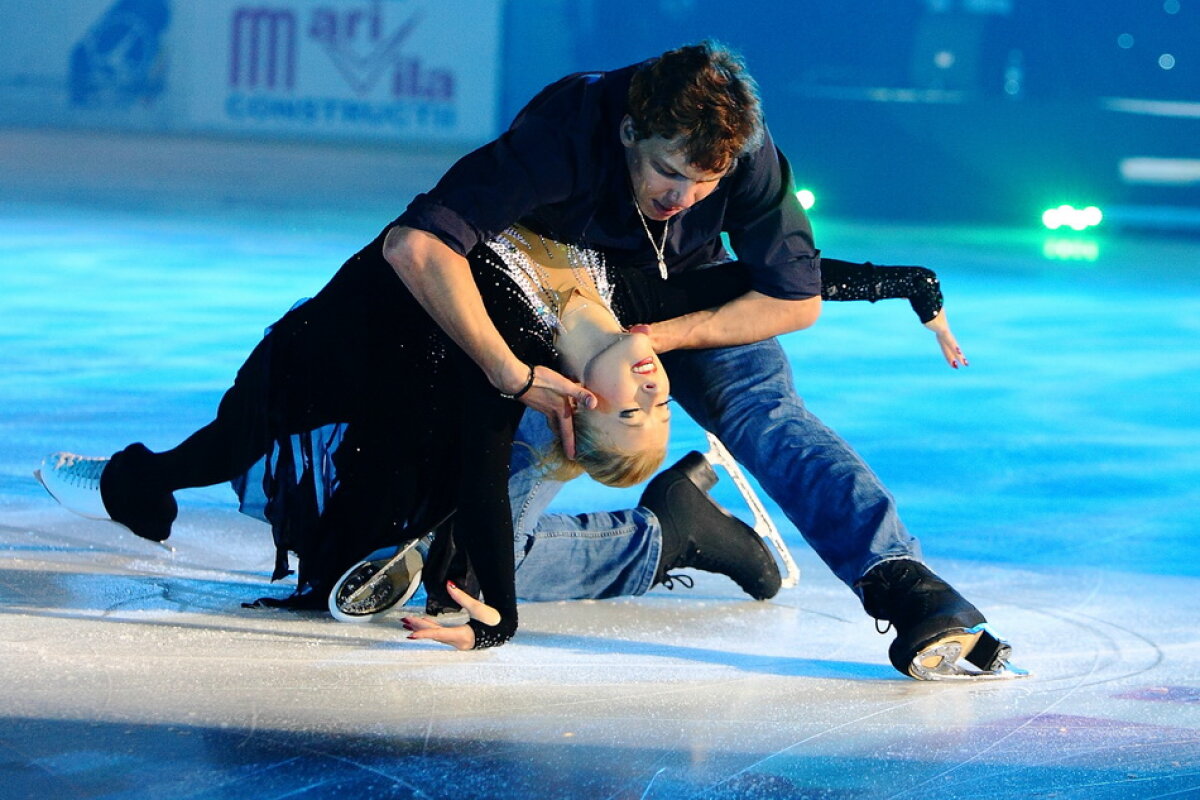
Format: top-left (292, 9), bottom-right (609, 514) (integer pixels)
top-left (632, 195), bottom-right (670, 280)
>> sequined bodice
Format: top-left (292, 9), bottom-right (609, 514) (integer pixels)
top-left (482, 226), bottom-right (614, 351)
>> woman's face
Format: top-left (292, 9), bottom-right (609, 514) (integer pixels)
top-left (580, 330), bottom-right (671, 453)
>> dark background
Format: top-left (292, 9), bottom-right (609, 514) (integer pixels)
top-left (502, 0), bottom-right (1199, 226)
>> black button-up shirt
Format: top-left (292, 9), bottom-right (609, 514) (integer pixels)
top-left (397, 62), bottom-right (821, 300)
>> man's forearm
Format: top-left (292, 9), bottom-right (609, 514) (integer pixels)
top-left (651, 291), bottom-right (821, 352)
top-left (383, 226), bottom-right (528, 393)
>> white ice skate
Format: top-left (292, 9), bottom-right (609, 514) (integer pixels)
top-left (34, 452), bottom-right (111, 520)
top-left (328, 541), bottom-right (424, 623)
top-left (906, 623), bottom-right (1029, 681)
top-left (703, 433), bottom-right (800, 589)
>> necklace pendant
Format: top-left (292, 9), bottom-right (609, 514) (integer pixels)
top-left (657, 257), bottom-right (668, 281)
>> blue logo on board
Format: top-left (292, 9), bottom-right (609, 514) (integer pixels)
top-left (69, 0), bottom-right (171, 107)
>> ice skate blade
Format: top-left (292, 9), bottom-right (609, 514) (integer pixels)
top-left (329, 541), bottom-right (423, 623)
top-left (702, 433), bottom-right (800, 589)
top-left (908, 624), bottom-right (1030, 681)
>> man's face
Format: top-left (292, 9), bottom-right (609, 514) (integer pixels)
top-left (621, 116), bottom-right (728, 222)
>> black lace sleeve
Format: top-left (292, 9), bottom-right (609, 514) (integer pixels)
top-left (444, 346), bottom-right (522, 649)
top-left (819, 259), bottom-right (944, 323)
top-left (610, 261), bottom-right (751, 326)
top-left (610, 259), bottom-right (944, 326)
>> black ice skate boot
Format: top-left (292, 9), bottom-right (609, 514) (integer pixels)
top-left (99, 443), bottom-right (178, 542)
top-left (37, 444), bottom-right (177, 543)
top-left (856, 559), bottom-right (1014, 680)
top-left (642, 451), bottom-right (781, 601)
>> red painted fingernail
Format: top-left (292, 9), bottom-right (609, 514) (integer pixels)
top-left (447, 580), bottom-right (457, 590)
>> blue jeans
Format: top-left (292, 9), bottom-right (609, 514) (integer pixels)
top-left (508, 415), bottom-right (661, 601)
top-left (508, 338), bottom-right (921, 602)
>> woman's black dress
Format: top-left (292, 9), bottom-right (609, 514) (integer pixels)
top-left (222, 221), bottom-right (751, 647)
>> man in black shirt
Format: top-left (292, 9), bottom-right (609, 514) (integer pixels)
top-left (384, 42), bottom-right (1013, 679)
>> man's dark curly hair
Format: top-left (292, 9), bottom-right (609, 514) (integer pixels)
top-left (626, 40), bottom-right (764, 173)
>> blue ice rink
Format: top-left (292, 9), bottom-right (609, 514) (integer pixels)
top-left (1, 130), bottom-right (1198, 799)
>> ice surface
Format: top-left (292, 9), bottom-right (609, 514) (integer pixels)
top-left (1, 131), bottom-right (1199, 799)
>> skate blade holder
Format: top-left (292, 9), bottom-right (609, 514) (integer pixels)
top-left (703, 433), bottom-right (800, 589)
top-left (909, 623), bottom-right (1029, 681)
top-left (328, 540), bottom-right (423, 623)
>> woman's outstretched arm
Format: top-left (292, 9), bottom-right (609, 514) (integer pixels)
top-left (401, 352), bottom-right (525, 649)
top-left (620, 259), bottom-right (967, 369)
top-left (398, 274), bottom-right (561, 650)
top-left (819, 260), bottom-right (967, 369)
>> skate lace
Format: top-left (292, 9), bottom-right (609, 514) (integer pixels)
top-left (659, 572), bottom-right (695, 591)
top-left (51, 453), bottom-right (108, 489)
top-left (856, 560), bottom-right (920, 633)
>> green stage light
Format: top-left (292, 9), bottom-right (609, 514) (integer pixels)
top-left (1043, 237), bottom-right (1099, 262)
top-left (1042, 204), bottom-right (1103, 231)
top-left (796, 189), bottom-right (815, 210)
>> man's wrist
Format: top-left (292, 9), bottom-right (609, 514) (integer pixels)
top-left (498, 363), bottom-right (536, 400)
top-left (649, 314), bottom-right (702, 353)
top-left (647, 324), bottom-right (672, 354)
top-left (490, 358), bottom-right (533, 395)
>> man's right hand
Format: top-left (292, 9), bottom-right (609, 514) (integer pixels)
top-left (516, 365), bottom-right (597, 461)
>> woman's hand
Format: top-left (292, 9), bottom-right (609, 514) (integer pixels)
top-left (515, 365), bottom-right (597, 460)
top-left (402, 581), bottom-right (501, 651)
top-left (923, 309), bottom-right (968, 369)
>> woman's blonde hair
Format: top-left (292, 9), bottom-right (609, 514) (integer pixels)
top-left (538, 411), bottom-right (666, 488)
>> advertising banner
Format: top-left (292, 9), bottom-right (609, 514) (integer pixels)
top-left (176, 0), bottom-right (502, 144)
top-left (0, 0), bottom-right (503, 145)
